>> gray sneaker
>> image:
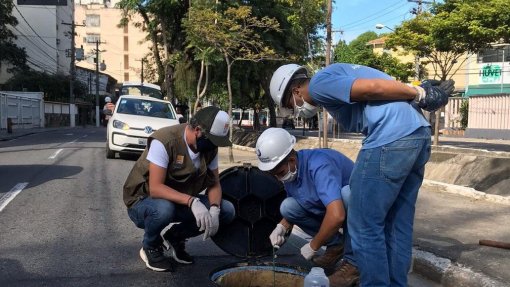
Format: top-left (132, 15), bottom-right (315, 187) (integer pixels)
top-left (139, 246), bottom-right (174, 272)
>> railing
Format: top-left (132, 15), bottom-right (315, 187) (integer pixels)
top-left (444, 97), bottom-right (465, 129)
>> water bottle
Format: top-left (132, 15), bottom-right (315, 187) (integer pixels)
top-left (304, 267), bottom-right (329, 287)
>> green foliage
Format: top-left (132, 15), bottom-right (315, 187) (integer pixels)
top-left (334, 33), bottom-right (415, 82)
top-left (386, 0), bottom-right (510, 80)
top-left (4, 71), bottom-right (87, 103)
top-left (0, 0), bottom-right (27, 71)
top-left (459, 99), bottom-right (469, 129)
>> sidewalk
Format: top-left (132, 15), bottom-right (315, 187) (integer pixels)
top-left (219, 147), bottom-right (510, 286)
top-left (0, 127), bottom-right (73, 141)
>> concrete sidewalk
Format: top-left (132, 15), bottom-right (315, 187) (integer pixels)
top-left (0, 127), bottom-right (74, 141)
top-left (218, 147), bottom-right (510, 286)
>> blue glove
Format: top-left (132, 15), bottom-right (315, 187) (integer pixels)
top-left (416, 80), bottom-right (455, 112)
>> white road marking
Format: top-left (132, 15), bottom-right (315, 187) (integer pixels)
top-left (0, 182), bottom-right (28, 213)
top-left (49, 148), bottom-right (63, 159)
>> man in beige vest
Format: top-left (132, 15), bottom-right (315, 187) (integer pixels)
top-left (123, 106), bottom-right (235, 272)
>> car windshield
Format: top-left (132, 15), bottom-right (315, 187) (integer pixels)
top-left (121, 86), bottom-right (163, 99)
top-left (116, 98), bottom-right (176, 119)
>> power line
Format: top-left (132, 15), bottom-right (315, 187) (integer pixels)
top-left (13, 5), bottom-right (63, 52)
top-left (11, 26), bottom-right (58, 63)
top-left (340, 1), bottom-right (406, 29)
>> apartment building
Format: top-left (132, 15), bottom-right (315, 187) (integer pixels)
top-left (0, 0), bottom-right (73, 84)
top-left (74, 1), bottom-right (151, 83)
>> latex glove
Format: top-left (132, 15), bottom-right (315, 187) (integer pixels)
top-left (416, 79), bottom-right (455, 112)
top-left (269, 223), bottom-right (287, 247)
top-left (300, 242), bottom-right (318, 260)
top-left (190, 198), bottom-right (212, 233)
top-left (204, 205), bottom-right (220, 240)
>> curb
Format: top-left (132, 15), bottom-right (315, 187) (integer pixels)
top-left (422, 179), bottom-right (510, 206)
top-left (412, 249), bottom-right (507, 287)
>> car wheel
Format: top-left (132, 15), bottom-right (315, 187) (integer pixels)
top-left (106, 142), bottom-right (115, 159)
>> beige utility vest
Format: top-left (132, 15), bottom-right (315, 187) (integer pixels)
top-left (123, 124), bottom-right (217, 208)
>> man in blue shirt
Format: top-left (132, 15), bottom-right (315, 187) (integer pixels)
top-left (269, 64), bottom-right (453, 287)
top-left (256, 128), bottom-right (358, 286)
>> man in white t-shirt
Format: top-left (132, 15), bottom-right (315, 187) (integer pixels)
top-left (123, 106), bottom-right (235, 272)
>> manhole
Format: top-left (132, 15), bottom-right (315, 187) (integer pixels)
top-left (210, 262), bottom-right (306, 287)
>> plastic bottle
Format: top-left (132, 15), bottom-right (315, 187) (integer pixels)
top-left (304, 267), bottom-right (329, 287)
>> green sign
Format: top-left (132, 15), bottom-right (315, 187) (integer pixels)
top-left (480, 64), bottom-right (502, 83)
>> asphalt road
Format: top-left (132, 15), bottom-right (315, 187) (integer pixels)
top-left (0, 127), bottom-right (439, 286)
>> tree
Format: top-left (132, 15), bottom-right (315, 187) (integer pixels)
top-left (0, 1), bottom-right (27, 72)
top-left (117, 0), bottom-right (189, 103)
top-left (385, 0), bottom-right (510, 81)
top-left (184, 5), bottom-right (279, 162)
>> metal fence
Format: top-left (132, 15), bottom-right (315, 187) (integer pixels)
top-left (468, 94), bottom-right (510, 130)
top-left (444, 97), bottom-right (465, 129)
top-left (0, 92), bottom-right (44, 129)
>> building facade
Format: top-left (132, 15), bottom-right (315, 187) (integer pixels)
top-left (0, 0), bottom-right (73, 84)
top-left (74, 1), bottom-right (151, 83)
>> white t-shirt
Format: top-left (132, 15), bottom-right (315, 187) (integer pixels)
top-left (147, 135), bottom-right (218, 170)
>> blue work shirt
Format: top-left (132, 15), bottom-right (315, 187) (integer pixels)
top-left (284, 149), bottom-right (354, 216)
top-left (309, 63), bottom-right (430, 149)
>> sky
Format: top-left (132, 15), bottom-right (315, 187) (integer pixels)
top-left (331, 0), bottom-right (431, 44)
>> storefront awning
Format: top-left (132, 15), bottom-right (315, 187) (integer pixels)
top-left (465, 84), bottom-right (510, 96)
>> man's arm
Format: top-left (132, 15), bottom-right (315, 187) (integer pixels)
top-left (309, 200), bottom-right (345, 250)
top-left (350, 78), bottom-right (418, 102)
top-left (148, 163), bottom-right (193, 206)
top-left (206, 168), bottom-right (222, 207)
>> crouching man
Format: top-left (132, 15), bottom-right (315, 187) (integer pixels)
top-left (123, 106), bottom-right (235, 272)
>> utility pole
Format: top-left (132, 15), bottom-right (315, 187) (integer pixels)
top-left (322, 0), bottom-right (333, 148)
top-left (62, 18), bottom-right (85, 128)
top-left (94, 40), bottom-right (107, 127)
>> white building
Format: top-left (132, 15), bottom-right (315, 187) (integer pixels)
top-left (0, 0), bottom-right (74, 84)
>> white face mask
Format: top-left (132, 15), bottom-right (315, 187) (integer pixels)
top-left (293, 95), bottom-right (318, 118)
top-left (279, 163), bottom-right (297, 183)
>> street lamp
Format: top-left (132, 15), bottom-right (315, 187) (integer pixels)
top-left (375, 23), bottom-right (394, 32)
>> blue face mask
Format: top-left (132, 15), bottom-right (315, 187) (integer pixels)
top-left (196, 136), bottom-right (216, 153)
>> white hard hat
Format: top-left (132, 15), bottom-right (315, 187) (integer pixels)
top-left (105, 96), bottom-right (112, 103)
top-left (269, 64), bottom-right (308, 107)
top-left (256, 128), bottom-right (296, 171)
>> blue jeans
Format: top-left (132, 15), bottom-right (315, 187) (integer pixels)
top-left (348, 127), bottom-right (431, 286)
top-left (127, 195), bottom-right (235, 249)
top-left (280, 191), bottom-right (355, 265)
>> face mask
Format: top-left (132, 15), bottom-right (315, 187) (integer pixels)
top-left (293, 96), bottom-right (318, 118)
top-left (196, 136), bottom-right (217, 153)
top-left (279, 163), bottom-right (297, 184)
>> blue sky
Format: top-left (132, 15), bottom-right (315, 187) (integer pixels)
top-left (331, 0), bottom-right (430, 44)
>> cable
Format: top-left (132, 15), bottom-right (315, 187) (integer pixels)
top-left (339, 1), bottom-right (407, 29)
top-left (11, 26), bottom-right (58, 63)
top-left (13, 5), bottom-right (63, 52)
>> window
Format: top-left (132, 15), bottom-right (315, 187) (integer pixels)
top-left (86, 33), bottom-right (100, 44)
top-left (86, 14), bottom-right (100, 27)
top-left (117, 98), bottom-right (176, 119)
top-left (478, 47), bottom-right (510, 63)
top-left (124, 36), bottom-right (129, 51)
top-left (123, 25), bottom-right (128, 33)
top-left (124, 72), bottom-right (129, 81)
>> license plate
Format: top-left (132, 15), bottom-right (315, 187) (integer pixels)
top-left (138, 138), bottom-right (147, 145)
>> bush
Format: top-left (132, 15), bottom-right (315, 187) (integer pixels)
top-left (459, 99), bottom-right (469, 129)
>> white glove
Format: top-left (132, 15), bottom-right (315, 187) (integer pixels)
top-left (269, 223), bottom-right (287, 247)
top-left (300, 242), bottom-right (318, 260)
top-left (190, 198), bottom-right (212, 233)
top-left (204, 205), bottom-right (220, 240)
top-left (409, 84), bottom-right (426, 102)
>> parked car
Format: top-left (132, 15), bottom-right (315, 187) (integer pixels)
top-left (106, 95), bottom-right (179, 158)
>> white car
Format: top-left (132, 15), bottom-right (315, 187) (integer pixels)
top-left (106, 95), bottom-right (180, 158)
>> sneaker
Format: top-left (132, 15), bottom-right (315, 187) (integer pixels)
top-left (328, 260), bottom-right (359, 287)
top-left (139, 246), bottom-right (174, 272)
top-left (311, 243), bottom-right (344, 270)
top-left (162, 232), bottom-right (194, 264)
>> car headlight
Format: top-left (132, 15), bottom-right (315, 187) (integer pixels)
top-left (112, 120), bottom-right (130, 130)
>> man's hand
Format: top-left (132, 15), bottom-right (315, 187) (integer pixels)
top-left (204, 206), bottom-right (220, 240)
top-left (416, 79), bottom-right (455, 112)
top-left (300, 242), bottom-right (318, 260)
top-left (190, 198), bottom-right (212, 234)
top-left (269, 223), bottom-right (287, 247)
